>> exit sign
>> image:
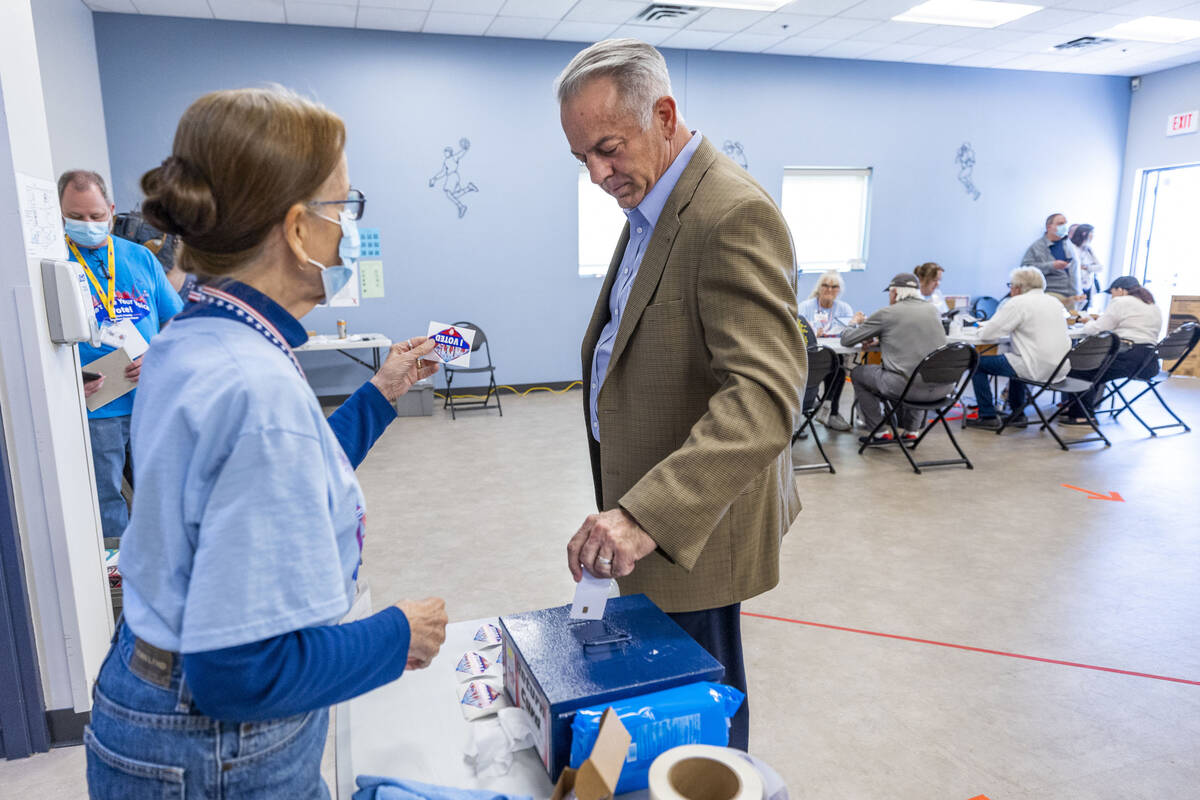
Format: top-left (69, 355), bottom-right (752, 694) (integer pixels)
top-left (1167, 110), bottom-right (1198, 136)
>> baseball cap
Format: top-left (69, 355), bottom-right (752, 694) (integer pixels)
top-left (884, 272), bottom-right (919, 291)
top-left (1105, 275), bottom-right (1141, 293)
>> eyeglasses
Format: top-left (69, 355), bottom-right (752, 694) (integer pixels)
top-left (309, 188), bottom-right (366, 221)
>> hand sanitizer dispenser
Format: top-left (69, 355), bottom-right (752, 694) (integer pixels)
top-left (42, 259), bottom-right (100, 346)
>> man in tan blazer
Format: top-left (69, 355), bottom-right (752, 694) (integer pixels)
top-left (558, 39), bottom-right (806, 750)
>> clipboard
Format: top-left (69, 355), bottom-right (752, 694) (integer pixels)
top-left (83, 348), bottom-right (136, 412)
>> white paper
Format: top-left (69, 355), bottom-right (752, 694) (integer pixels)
top-left (569, 569), bottom-right (612, 620)
top-left (116, 320), bottom-right (149, 359)
top-left (426, 321), bottom-right (475, 367)
top-left (16, 172), bottom-right (67, 260)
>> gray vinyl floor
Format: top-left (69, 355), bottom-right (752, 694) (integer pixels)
top-left (4, 378), bottom-right (1199, 799)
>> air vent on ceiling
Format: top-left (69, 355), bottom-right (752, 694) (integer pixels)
top-left (635, 4), bottom-right (702, 25)
top-left (1054, 36), bottom-right (1114, 51)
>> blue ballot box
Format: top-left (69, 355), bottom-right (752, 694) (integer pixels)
top-left (498, 594), bottom-right (725, 779)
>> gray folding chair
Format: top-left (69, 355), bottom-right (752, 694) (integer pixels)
top-left (793, 346), bottom-right (839, 474)
top-left (442, 321), bottom-right (502, 420)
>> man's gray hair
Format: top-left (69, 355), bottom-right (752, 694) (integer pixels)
top-left (57, 170), bottom-right (111, 203)
top-left (1010, 266), bottom-right (1045, 292)
top-left (893, 286), bottom-right (922, 301)
top-left (554, 39), bottom-right (673, 129)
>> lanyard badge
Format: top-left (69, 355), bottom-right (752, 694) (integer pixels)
top-left (67, 236), bottom-right (116, 321)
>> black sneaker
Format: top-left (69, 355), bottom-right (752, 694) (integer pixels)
top-left (858, 432), bottom-right (895, 445)
top-left (1004, 413), bottom-right (1029, 428)
top-left (965, 416), bottom-right (1002, 430)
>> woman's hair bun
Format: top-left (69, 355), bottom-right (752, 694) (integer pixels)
top-left (140, 155), bottom-right (218, 241)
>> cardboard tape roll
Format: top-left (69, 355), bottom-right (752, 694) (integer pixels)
top-left (648, 746), bottom-right (764, 800)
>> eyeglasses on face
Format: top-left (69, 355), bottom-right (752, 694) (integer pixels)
top-left (309, 188), bottom-right (366, 221)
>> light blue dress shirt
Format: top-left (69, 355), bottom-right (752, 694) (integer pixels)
top-left (589, 132), bottom-right (703, 441)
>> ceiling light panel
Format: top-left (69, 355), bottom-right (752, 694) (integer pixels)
top-left (1095, 15), bottom-right (1200, 42)
top-left (894, 0), bottom-right (1044, 28)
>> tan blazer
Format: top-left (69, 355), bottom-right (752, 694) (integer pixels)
top-left (582, 136), bottom-right (807, 614)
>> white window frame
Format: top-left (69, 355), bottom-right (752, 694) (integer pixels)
top-left (780, 167), bottom-right (872, 274)
top-left (577, 165), bottom-right (628, 278)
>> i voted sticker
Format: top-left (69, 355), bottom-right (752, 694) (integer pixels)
top-left (456, 651), bottom-right (492, 677)
top-left (426, 321), bottom-right (475, 367)
top-left (473, 623), bottom-right (503, 648)
top-left (460, 680), bottom-right (500, 709)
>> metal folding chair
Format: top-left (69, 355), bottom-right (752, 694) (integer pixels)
top-left (793, 346), bottom-right (839, 474)
top-left (971, 296), bottom-right (1000, 321)
top-left (858, 342), bottom-right (980, 474)
top-left (442, 321), bottom-right (502, 420)
top-left (1102, 322), bottom-right (1199, 436)
top-left (997, 332), bottom-right (1120, 449)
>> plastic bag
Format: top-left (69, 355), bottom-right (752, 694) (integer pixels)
top-left (568, 682), bottom-right (745, 794)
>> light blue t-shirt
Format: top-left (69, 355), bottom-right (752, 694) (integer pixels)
top-left (120, 310), bottom-right (365, 654)
top-left (797, 297), bottom-right (855, 336)
top-left (72, 235), bottom-right (184, 419)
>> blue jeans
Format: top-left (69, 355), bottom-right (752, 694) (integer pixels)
top-left (971, 355), bottom-right (1027, 419)
top-left (86, 622), bottom-right (330, 799)
top-left (88, 415), bottom-right (132, 539)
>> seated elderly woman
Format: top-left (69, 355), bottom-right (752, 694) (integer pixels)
top-left (915, 262), bottom-right (949, 314)
top-left (797, 270), bottom-right (865, 432)
top-left (1060, 275), bottom-right (1163, 426)
top-left (965, 267), bottom-right (1072, 430)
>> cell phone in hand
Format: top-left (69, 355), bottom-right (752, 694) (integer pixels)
top-left (82, 370), bottom-right (102, 382)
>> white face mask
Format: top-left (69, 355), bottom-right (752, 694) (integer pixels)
top-left (307, 209), bottom-right (360, 302)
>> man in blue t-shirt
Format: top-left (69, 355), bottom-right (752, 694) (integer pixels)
top-left (59, 170), bottom-right (184, 539)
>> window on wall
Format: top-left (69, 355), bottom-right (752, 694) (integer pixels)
top-left (578, 166), bottom-right (628, 278)
top-left (780, 167), bottom-right (872, 273)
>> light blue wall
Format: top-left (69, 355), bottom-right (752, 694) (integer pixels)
top-left (92, 13), bottom-right (1131, 391)
top-left (1112, 62), bottom-right (1200, 279)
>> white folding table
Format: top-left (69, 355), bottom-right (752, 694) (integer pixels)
top-left (296, 333), bottom-right (392, 372)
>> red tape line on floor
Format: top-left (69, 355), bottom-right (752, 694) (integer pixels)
top-left (742, 612), bottom-right (1200, 686)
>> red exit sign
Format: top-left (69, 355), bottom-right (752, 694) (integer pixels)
top-left (1167, 110), bottom-right (1198, 136)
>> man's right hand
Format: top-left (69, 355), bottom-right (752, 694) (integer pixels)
top-left (84, 376), bottom-right (105, 397)
top-left (396, 597), bottom-right (447, 671)
top-left (1052, 260), bottom-right (1070, 270)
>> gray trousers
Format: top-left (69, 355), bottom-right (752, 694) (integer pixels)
top-left (851, 364), bottom-right (953, 432)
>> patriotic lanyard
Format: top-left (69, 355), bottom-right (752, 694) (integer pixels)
top-left (186, 284), bottom-right (306, 378)
top-left (67, 236), bottom-right (116, 321)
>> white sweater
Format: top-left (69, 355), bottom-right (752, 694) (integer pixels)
top-left (1083, 295), bottom-right (1162, 344)
top-left (978, 289), bottom-right (1072, 383)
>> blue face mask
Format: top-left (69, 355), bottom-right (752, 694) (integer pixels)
top-left (308, 209), bottom-right (360, 303)
top-left (64, 218), bottom-right (110, 248)
top-left (1055, 223), bottom-right (1070, 238)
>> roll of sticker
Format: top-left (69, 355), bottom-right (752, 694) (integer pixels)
top-left (648, 746), bottom-right (765, 800)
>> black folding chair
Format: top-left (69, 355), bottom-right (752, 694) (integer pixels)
top-left (1103, 322), bottom-right (1200, 436)
top-left (857, 343), bottom-right (980, 474)
top-left (997, 332), bottom-right (1120, 449)
top-left (971, 296), bottom-right (1000, 321)
top-left (792, 346), bottom-right (839, 474)
top-left (442, 321), bottom-right (502, 420)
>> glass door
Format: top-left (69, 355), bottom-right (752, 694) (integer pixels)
top-left (1129, 164), bottom-right (1200, 298)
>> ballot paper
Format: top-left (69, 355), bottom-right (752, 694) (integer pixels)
top-left (84, 348), bottom-right (136, 412)
top-left (426, 321), bottom-right (475, 367)
top-left (569, 570), bottom-right (612, 620)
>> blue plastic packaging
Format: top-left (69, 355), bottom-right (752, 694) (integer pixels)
top-left (568, 681), bottom-right (746, 794)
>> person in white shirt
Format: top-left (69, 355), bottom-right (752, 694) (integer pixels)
top-left (915, 262), bottom-right (949, 314)
top-left (797, 270), bottom-right (865, 432)
top-left (1069, 224), bottom-right (1102, 309)
top-left (965, 267), bottom-right (1072, 430)
top-left (1060, 275), bottom-right (1163, 425)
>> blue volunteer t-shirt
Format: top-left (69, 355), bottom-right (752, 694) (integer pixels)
top-left (72, 235), bottom-right (184, 419)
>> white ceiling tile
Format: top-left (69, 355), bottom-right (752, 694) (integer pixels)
top-left (496, 0), bottom-right (575, 18)
top-left (777, 0), bottom-right (862, 15)
top-left (898, 24), bottom-right (977, 44)
top-left (422, 10), bottom-right (494, 33)
top-left (951, 49), bottom-right (1028, 65)
top-left (608, 24), bottom-right (676, 44)
top-left (484, 15), bottom-right (557, 37)
top-left (360, 0), bottom-right (432, 9)
top-left (658, 29), bottom-right (736, 48)
top-left (431, 0), bottom-right (503, 12)
top-left (952, 27), bottom-right (1038, 48)
top-left (286, 1), bottom-right (357, 26)
top-left (87, 0), bottom-right (138, 11)
top-left (1169, 2), bottom-right (1200, 18)
top-left (741, 12), bottom-right (826, 36)
top-left (356, 6), bottom-right (428, 29)
top-left (904, 44), bottom-right (977, 60)
top-left (860, 41), bottom-right (934, 58)
top-left (209, 0), bottom-right (286, 23)
top-left (839, 0), bottom-right (926, 21)
top-left (131, 0), bottom-right (214, 17)
top-left (995, 51), bottom-right (1065, 67)
top-left (1008, 31), bottom-right (1072, 50)
top-left (1106, 0), bottom-right (1197, 14)
top-left (545, 20), bottom-right (620, 41)
top-left (1000, 8), bottom-right (1095, 31)
top-left (1045, 11), bottom-right (1133, 35)
top-left (686, 8), bottom-right (770, 31)
top-left (813, 38), bottom-right (886, 55)
top-left (762, 34), bottom-right (841, 53)
top-left (711, 32), bottom-right (790, 51)
top-left (800, 15), bottom-right (878, 36)
top-left (1055, 0), bottom-right (1134, 10)
top-left (563, 0), bottom-right (643, 24)
top-left (853, 20), bottom-right (933, 41)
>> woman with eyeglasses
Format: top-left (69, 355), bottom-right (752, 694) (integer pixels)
top-left (84, 87), bottom-right (448, 799)
top-left (796, 270), bottom-right (865, 432)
